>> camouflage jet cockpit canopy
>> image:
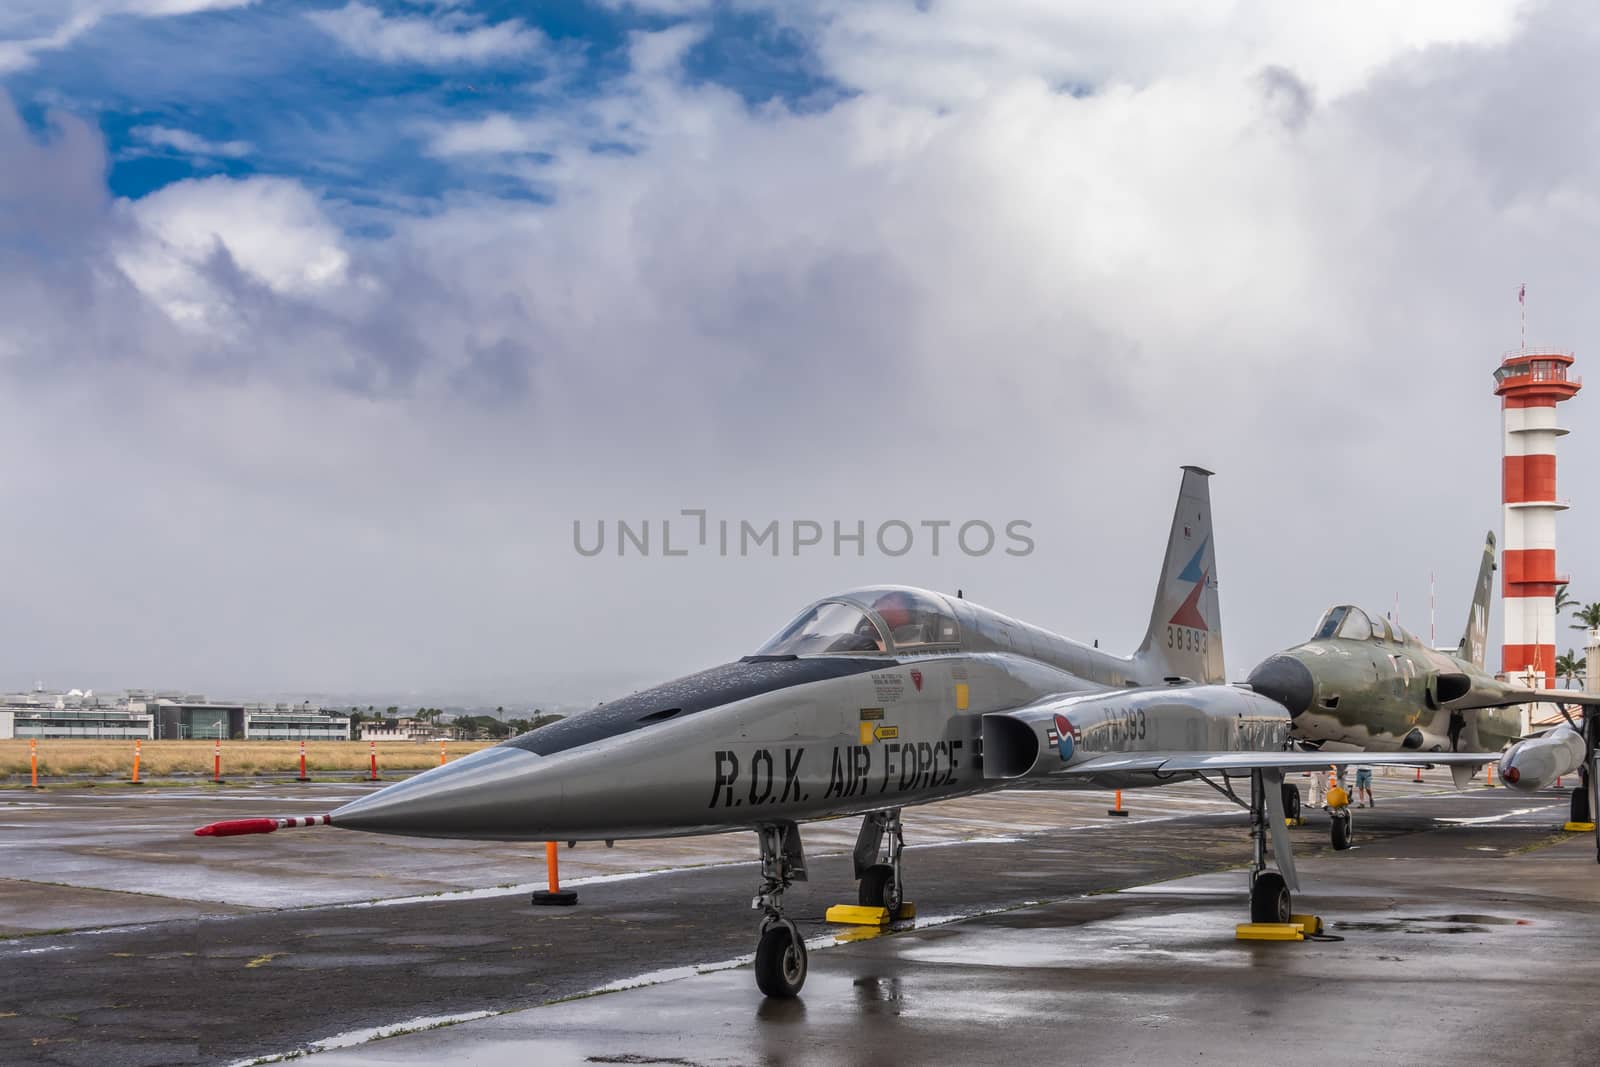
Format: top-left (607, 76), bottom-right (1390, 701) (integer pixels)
top-left (1310, 605), bottom-right (1416, 646)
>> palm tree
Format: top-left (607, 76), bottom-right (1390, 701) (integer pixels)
top-left (1573, 601), bottom-right (1600, 632)
top-left (1555, 583), bottom-right (1574, 614)
top-left (1555, 649), bottom-right (1585, 689)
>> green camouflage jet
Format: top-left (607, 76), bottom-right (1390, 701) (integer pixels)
top-left (1247, 532), bottom-right (1600, 840)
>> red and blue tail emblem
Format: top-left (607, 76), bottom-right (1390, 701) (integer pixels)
top-left (1167, 537), bottom-right (1210, 632)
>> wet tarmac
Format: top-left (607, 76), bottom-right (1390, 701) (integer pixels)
top-left (1, 771), bottom-right (1595, 1065)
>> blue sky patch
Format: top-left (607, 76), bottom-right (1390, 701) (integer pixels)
top-left (1, 0), bottom-right (841, 217)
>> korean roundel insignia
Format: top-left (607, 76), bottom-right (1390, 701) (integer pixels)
top-left (1053, 713), bottom-right (1075, 760)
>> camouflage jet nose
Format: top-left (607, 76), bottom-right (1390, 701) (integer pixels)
top-left (1247, 655), bottom-right (1315, 717)
top-left (331, 745), bottom-right (558, 840)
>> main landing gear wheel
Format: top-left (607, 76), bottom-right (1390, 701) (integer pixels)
top-left (852, 808), bottom-right (906, 916)
top-left (1281, 783), bottom-right (1302, 822)
top-left (754, 924), bottom-right (808, 998)
top-left (1330, 811), bottom-right (1353, 851)
top-left (1250, 871), bottom-right (1291, 924)
top-left (858, 864), bottom-right (901, 912)
top-left (1574, 785), bottom-right (1591, 824)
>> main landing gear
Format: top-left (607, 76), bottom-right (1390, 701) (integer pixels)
top-left (1201, 767), bottom-right (1301, 924)
top-left (1281, 782), bottom-right (1302, 823)
top-left (752, 821), bottom-right (809, 998)
top-left (1244, 768), bottom-right (1298, 924)
top-left (1581, 707), bottom-right (1600, 864)
top-left (853, 807), bottom-right (905, 914)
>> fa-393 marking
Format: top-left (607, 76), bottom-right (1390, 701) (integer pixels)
top-left (707, 740), bottom-right (964, 810)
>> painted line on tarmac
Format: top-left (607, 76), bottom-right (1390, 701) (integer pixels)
top-left (226, 1011), bottom-right (497, 1066)
top-left (1437, 804), bottom-right (1558, 826)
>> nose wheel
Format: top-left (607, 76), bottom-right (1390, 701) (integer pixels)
top-left (752, 821), bottom-right (809, 998)
top-left (754, 923), bottom-right (807, 997)
top-left (1330, 809), bottom-right (1353, 850)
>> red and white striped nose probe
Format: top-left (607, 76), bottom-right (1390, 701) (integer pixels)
top-left (194, 814), bottom-right (333, 837)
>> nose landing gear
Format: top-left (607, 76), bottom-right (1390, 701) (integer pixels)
top-left (1330, 808), bottom-right (1354, 850)
top-left (752, 821), bottom-right (808, 997)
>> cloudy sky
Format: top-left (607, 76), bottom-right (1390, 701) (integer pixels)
top-left (1, 0), bottom-right (1596, 703)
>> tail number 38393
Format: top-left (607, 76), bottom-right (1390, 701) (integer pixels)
top-left (1166, 625), bottom-right (1207, 653)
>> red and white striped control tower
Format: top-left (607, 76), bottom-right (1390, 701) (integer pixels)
top-left (1494, 348), bottom-right (1581, 687)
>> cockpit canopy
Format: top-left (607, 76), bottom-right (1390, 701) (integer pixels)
top-left (756, 586), bottom-right (961, 656)
top-left (1311, 605), bottom-right (1414, 645)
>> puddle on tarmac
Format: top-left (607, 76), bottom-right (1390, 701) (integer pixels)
top-left (1335, 913), bottom-right (1529, 935)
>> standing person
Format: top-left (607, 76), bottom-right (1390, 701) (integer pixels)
top-left (1312, 768), bottom-right (1328, 809)
top-left (1355, 764), bottom-right (1374, 807)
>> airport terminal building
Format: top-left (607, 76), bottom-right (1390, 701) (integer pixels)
top-left (0, 690), bottom-right (350, 741)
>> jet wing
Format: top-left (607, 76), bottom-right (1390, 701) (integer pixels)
top-left (1058, 750), bottom-right (1497, 776)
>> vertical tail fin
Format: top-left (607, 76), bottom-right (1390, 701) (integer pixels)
top-left (1457, 532), bottom-right (1495, 668)
top-left (1135, 466), bottom-right (1225, 684)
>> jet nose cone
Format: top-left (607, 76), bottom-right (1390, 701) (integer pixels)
top-left (1248, 655), bottom-right (1315, 717)
top-left (332, 745), bottom-right (554, 839)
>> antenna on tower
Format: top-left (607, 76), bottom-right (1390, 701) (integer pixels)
top-left (1518, 282), bottom-right (1526, 353)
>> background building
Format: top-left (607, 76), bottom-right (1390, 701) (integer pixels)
top-left (0, 689), bottom-right (348, 740)
top-left (0, 690), bottom-right (153, 739)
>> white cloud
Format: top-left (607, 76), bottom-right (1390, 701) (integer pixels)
top-left (594, 0), bottom-right (717, 15)
top-left (130, 124), bottom-right (253, 159)
top-left (763, 0), bottom-right (1529, 107)
top-left (424, 112), bottom-right (562, 157)
top-left (307, 1), bottom-right (546, 64)
top-left (3, 4), bottom-right (1599, 696)
top-left (0, 0), bottom-right (254, 73)
top-left (113, 176), bottom-right (351, 326)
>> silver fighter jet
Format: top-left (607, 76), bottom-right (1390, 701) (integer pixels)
top-left (197, 468), bottom-right (1493, 997)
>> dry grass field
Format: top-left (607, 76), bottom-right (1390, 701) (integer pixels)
top-left (0, 739), bottom-right (496, 779)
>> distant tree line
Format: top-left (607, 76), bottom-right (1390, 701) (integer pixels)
top-left (343, 704), bottom-right (565, 739)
